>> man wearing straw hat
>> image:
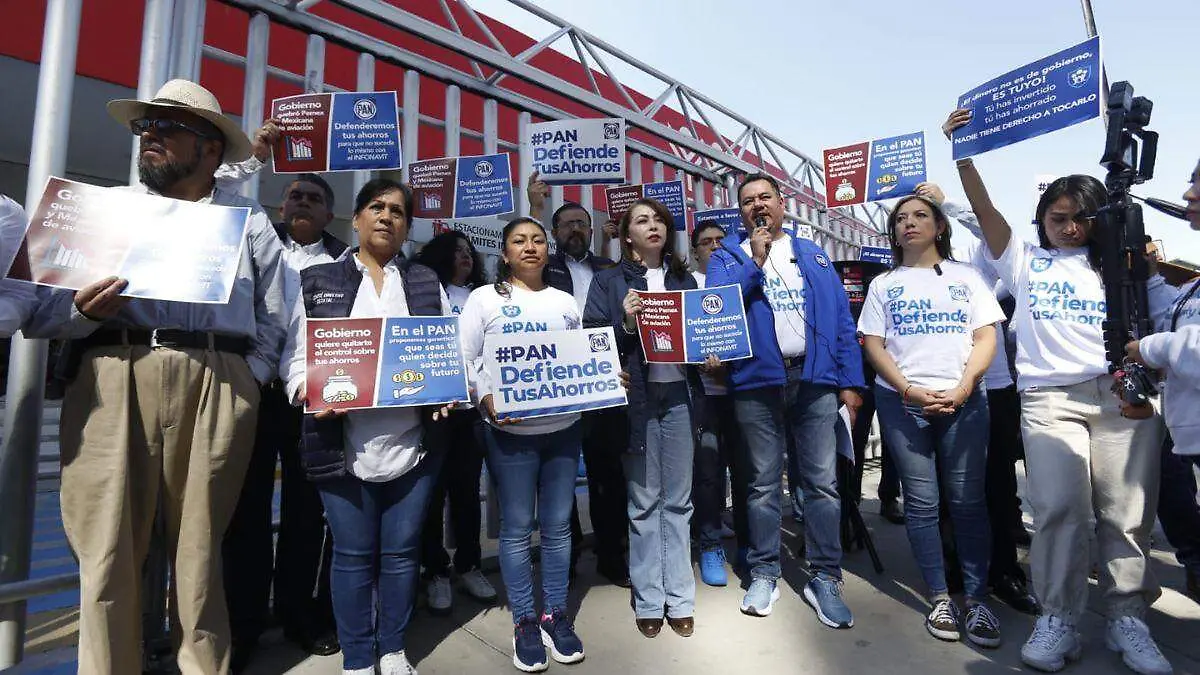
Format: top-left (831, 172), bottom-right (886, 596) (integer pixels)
top-left (26, 78), bottom-right (287, 674)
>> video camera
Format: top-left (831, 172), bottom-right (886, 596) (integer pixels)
top-left (1095, 81), bottom-right (1158, 406)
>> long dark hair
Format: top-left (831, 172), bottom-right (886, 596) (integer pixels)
top-left (886, 195), bottom-right (954, 266)
top-left (1035, 174), bottom-right (1106, 272)
top-left (619, 198), bottom-right (689, 279)
top-left (416, 231), bottom-right (485, 288)
top-left (494, 216), bottom-right (548, 297)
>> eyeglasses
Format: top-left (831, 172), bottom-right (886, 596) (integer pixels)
top-left (696, 236), bottom-right (725, 248)
top-left (129, 117), bottom-right (218, 140)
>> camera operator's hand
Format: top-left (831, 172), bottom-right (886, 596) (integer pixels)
top-left (915, 182), bottom-right (945, 205)
top-left (1125, 340), bottom-right (1146, 366)
top-left (1118, 399), bottom-right (1155, 420)
top-left (943, 109), bottom-right (972, 140)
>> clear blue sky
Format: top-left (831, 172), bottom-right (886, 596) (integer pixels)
top-left (473, 0), bottom-right (1200, 264)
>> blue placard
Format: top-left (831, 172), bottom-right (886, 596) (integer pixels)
top-left (453, 153), bottom-right (514, 218)
top-left (952, 37), bottom-right (1102, 160)
top-left (693, 208), bottom-right (744, 242)
top-left (682, 285), bottom-right (752, 363)
top-left (375, 316), bottom-right (470, 407)
top-left (866, 131), bottom-right (926, 202)
top-left (328, 92), bottom-right (402, 171)
top-left (859, 246), bottom-right (893, 266)
top-left (642, 180), bottom-right (688, 231)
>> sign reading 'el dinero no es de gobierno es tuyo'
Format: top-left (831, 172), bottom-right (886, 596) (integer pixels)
top-left (951, 36), bottom-right (1102, 160)
top-left (271, 91), bottom-right (402, 173)
top-left (305, 316), bottom-right (469, 413)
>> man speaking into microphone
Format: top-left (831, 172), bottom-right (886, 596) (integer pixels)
top-left (706, 173), bottom-right (864, 626)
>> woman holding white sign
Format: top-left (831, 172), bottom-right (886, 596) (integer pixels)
top-left (945, 110), bottom-right (1170, 675)
top-left (281, 178), bottom-right (455, 675)
top-left (858, 194), bottom-right (1005, 647)
top-left (584, 198), bottom-right (700, 639)
top-left (457, 217), bottom-right (587, 673)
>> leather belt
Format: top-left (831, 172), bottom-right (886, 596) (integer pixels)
top-left (83, 328), bottom-right (251, 356)
top-left (782, 355), bottom-right (805, 369)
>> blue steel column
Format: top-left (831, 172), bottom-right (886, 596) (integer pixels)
top-left (0, 0), bottom-right (81, 667)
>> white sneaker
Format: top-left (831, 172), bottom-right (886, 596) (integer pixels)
top-left (380, 650), bottom-right (417, 675)
top-left (427, 575), bottom-right (453, 615)
top-left (343, 668), bottom-right (374, 675)
top-left (1021, 615), bottom-right (1082, 672)
top-left (1106, 616), bottom-right (1173, 675)
top-left (459, 567), bottom-right (498, 602)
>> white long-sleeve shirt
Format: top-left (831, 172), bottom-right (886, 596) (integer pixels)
top-left (0, 196), bottom-right (37, 337)
top-left (1142, 277), bottom-right (1200, 455)
top-left (281, 253), bottom-right (452, 482)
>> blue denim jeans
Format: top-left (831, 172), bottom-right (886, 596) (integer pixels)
top-left (875, 385), bottom-right (991, 601)
top-left (732, 386), bottom-right (786, 580)
top-left (624, 381), bottom-right (696, 619)
top-left (784, 369), bottom-right (843, 579)
top-left (694, 393), bottom-right (749, 551)
top-left (317, 451), bottom-right (443, 670)
top-left (484, 422), bottom-right (582, 623)
top-left (1158, 435), bottom-right (1200, 574)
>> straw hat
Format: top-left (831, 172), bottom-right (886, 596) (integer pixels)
top-left (107, 79), bottom-right (253, 162)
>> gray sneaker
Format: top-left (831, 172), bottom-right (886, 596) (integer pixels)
top-left (740, 577), bottom-right (780, 617)
top-left (802, 575), bottom-right (853, 629)
top-left (1106, 616), bottom-right (1172, 675)
top-left (1021, 614), bottom-right (1081, 672)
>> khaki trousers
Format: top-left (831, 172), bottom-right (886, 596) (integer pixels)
top-left (59, 345), bottom-right (259, 675)
top-left (1020, 375), bottom-right (1163, 624)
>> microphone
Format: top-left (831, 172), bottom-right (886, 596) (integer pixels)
top-left (1134, 195), bottom-right (1189, 221)
top-left (754, 216), bottom-right (767, 229)
top-left (934, 263), bottom-right (943, 276)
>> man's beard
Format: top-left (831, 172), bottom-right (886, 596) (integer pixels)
top-left (138, 139), bottom-right (203, 193)
top-left (561, 231), bottom-right (589, 258)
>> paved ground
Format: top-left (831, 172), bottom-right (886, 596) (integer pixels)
top-left (5, 400), bottom-right (1200, 674)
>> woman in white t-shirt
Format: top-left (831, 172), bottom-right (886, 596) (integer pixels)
top-left (457, 217), bottom-right (587, 672)
top-left (584, 199), bottom-right (699, 639)
top-left (414, 232), bottom-right (497, 610)
top-left (859, 194), bottom-right (1005, 648)
top-left (945, 110), bottom-right (1170, 674)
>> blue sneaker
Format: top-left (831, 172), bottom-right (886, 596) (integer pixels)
top-left (699, 547), bottom-right (728, 587)
top-left (740, 577), bottom-right (780, 617)
top-left (803, 575), bottom-right (854, 628)
top-left (512, 616), bottom-right (548, 672)
top-left (540, 608), bottom-right (584, 664)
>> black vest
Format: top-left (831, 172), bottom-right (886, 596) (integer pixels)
top-left (298, 251), bottom-right (446, 482)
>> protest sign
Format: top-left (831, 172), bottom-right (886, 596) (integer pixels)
top-left (692, 207), bottom-right (743, 239)
top-left (859, 246), bottom-right (893, 266)
top-left (271, 91), bottom-right (401, 173)
top-left (483, 327), bottom-right (627, 420)
top-left (7, 177), bottom-right (249, 303)
top-left (952, 36), bottom-right (1102, 159)
top-left (605, 180), bottom-right (687, 230)
top-left (304, 316), bottom-right (469, 413)
top-left (528, 118), bottom-right (626, 185)
top-left (410, 153), bottom-right (514, 220)
top-left (635, 284), bottom-right (752, 364)
top-left (823, 131), bottom-right (926, 207)
top-left (410, 216), bottom-right (509, 255)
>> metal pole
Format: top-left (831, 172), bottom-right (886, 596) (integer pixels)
top-left (444, 85), bottom-right (461, 157)
top-left (1080, 0), bottom-right (1109, 115)
top-left (516, 111), bottom-right (532, 218)
top-left (0, 0), bottom-right (81, 666)
top-left (352, 53), bottom-right (376, 213)
top-left (240, 11), bottom-right (269, 201)
top-left (401, 71), bottom-right (420, 184)
top-left (170, 0), bottom-right (205, 80)
top-left (128, 0), bottom-right (176, 185)
top-left (304, 34), bottom-right (326, 94)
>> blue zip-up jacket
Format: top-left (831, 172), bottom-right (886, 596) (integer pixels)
top-left (583, 258), bottom-right (704, 454)
top-left (706, 234), bottom-right (864, 392)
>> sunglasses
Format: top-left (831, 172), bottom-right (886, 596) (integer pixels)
top-left (129, 117), bottom-right (218, 140)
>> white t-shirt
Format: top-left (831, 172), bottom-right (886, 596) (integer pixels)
top-left (446, 283), bottom-right (472, 317)
top-left (956, 237), bottom-right (1014, 390)
top-left (988, 234), bottom-right (1108, 389)
top-left (458, 283), bottom-right (583, 436)
top-left (744, 234), bottom-right (807, 358)
top-left (645, 267), bottom-right (686, 384)
top-left (858, 262), bottom-right (1005, 391)
top-left (692, 271), bottom-right (727, 396)
top-left (280, 253), bottom-right (453, 483)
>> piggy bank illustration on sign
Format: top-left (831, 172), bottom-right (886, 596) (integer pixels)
top-left (834, 180), bottom-right (857, 203)
top-left (323, 370), bottom-right (359, 404)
